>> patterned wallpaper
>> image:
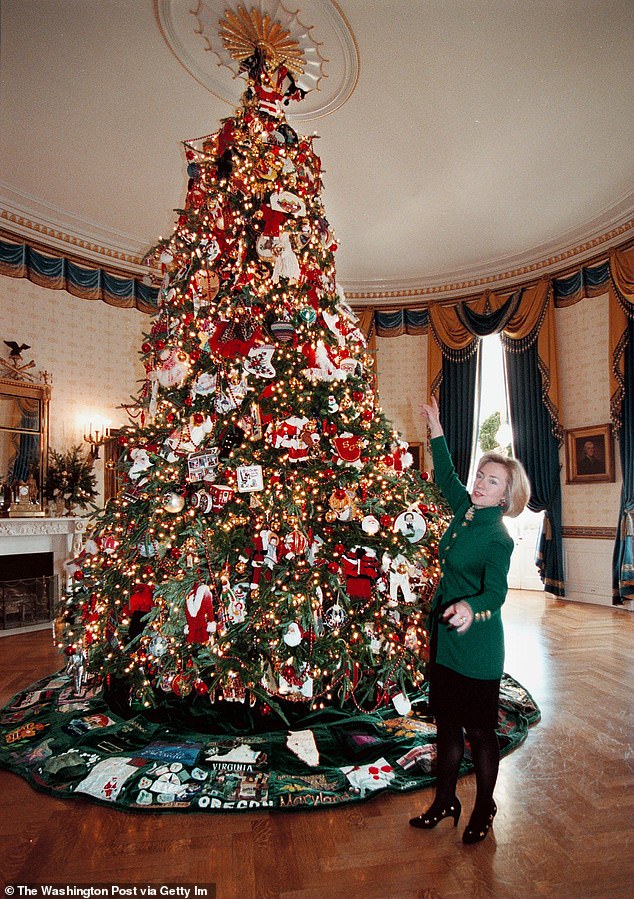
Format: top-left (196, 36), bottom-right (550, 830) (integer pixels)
top-left (1, 274), bottom-right (624, 601)
top-left (375, 333), bottom-right (429, 469)
top-left (556, 292), bottom-right (622, 529)
top-left (0, 276), bottom-right (147, 496)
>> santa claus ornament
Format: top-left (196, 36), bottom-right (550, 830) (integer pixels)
top-left (265, 415), bottom-right (320, 462)
top-left (184, 584), bottom-right (217, 644)
top-left (154, 347), bottom-right (190, 388)
top-left (341, 547), bottom-right (380, 601)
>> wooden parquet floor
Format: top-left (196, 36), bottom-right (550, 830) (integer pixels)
top-left (1, 591), bottom-right (633, 899)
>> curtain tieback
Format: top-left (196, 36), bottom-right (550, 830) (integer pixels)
top-left (542, 514), bottom-right (552, 541)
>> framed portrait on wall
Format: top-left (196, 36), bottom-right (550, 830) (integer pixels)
top-left (565, 424), bottom-right (615, 484)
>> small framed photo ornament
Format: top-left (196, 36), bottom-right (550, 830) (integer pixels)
top-left (236, 465), bottom-right (264, 493)
top-left (393, 510), bottom-right (428, 544)
top-left (187, 449), bottom-right (219, 483)
top-left (565, 424), bottom-right (615, 484)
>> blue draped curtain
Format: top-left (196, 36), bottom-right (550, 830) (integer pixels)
top-left (503, 343), bottom-right (565, 596)
top-left (438, 290), bottom-right (521, 484)
top-left (431, 284), bottom-right (565, 596)
top-left (612, 313), bottom-right (634, 604)
top-left (439, 349), bottom-right (480, 484)
top-left (0, 237), bottom-right (157, 312)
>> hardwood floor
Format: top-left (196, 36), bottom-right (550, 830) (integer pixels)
top-left (1, 591), bottom-right (633, 899)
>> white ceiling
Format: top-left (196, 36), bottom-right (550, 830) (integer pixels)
top-left (1, 0), bottom-right (633, 301)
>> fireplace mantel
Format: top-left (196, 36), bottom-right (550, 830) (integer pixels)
top-left (0, 517), bottom-right (86, 540)
top-left (0, 516), bottom-right (87, 590)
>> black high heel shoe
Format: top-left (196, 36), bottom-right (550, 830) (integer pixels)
top-left (462, 801), bottom-right (497, 844)
top-left (409, 797), bottom-right (461, 829)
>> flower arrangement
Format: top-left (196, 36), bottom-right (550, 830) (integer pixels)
top-left (46, 445), bottom-right (98, 514)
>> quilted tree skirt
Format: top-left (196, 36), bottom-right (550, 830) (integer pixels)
top-left (0, 670), bottom-right (539, 813)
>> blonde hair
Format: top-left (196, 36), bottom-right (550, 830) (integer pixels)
top-left (477, 452), bottom-right (531, 518)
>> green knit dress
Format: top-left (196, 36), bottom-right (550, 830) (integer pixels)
top-left (430, 436), bottom-right (514, 690)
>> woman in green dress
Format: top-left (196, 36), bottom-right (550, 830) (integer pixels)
top-left (410, 397), bottom-right (530, 844)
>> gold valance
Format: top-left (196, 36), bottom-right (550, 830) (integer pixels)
top-left (609, 245), bottom-right (634, 430)
top-left (426, 279), bottom-right (563, 441)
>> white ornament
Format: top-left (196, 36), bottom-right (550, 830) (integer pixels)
top-left (162, 491), bottom-right (185, 514)
top-left (191, 372), bottom-right (217, 397)
top-left (244, 345), bottom-right (276, 378)
top-left (154, 347), bottom-right (190, 388)
top-left (393, 510), bottom-right (427, 544)
top-left (391, 691), bottom-right (412, 717)
top-left (283, 622), bottom-right (303, 647)
top-left (129, 448), bottom-right (153, 481)
top-left (361, 515), bottom-right (380, 535)
top-left (324, 604), bottom-right (347, 629)
top-left (382, 552), bottom-right (415, 604)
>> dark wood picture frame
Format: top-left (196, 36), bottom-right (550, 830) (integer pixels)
top-left (407, 441), bottom-right (423, 471)
top-left (565, 423), bottom-right (615, 484)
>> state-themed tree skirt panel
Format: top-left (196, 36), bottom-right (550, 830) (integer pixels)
top-left (0, 672), bottom-right (539, 812)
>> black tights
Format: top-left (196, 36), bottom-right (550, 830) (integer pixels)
top-left (434, 717), bottom-right (499, 817)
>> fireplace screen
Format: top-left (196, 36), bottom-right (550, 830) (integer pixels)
top-left (0, 551), bottom-right (57, 630)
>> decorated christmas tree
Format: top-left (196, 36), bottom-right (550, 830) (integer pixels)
top-left (58, 26), bottom-right (450, 719)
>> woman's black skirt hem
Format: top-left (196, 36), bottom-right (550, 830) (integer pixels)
top-left (428, 662), bottom-right (500, 729)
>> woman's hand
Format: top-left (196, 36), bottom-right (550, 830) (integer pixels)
top-left (441, 601), bottom-right (473, 634)
top-left (421, 395), bottom-right (443, 438)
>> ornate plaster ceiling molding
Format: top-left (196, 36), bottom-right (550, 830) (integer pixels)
top-left (343, 197), bottom-right (634, 305)
top-left (154, 0), bottom-right (359, 121)
top-left (0, 182), bottom-right (151, 272)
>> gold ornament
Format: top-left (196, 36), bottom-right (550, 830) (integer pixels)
top-left (219, 6), bottom-right (305, 77)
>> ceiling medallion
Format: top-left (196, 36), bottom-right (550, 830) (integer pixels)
top-left (155, 0), bottom-right (359, 120)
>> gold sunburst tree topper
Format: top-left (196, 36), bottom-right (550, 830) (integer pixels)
top-left (219, 4), bottom-right (307, 112)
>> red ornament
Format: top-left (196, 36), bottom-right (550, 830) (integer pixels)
top-left (73, 570), bottom-right (84, 581)
top-left (353, 391), bottom-right (364, 402)
top-left (155, 339), bottom-right (165, 352)
top-left (193, 413), bottom-right (204, 424)
top-left (141, 342), bottom-right (151, 353)
top-left (166, 413), bottom-right (175, 423)
top-left (362, 409), bottom-right (373, 421)
top-left (379, 514), bottom-right (393, 528)
top-left (327, 561), bottom-right (340, 574)
top-left (422, 471), bottom-right (430, 481)
top-left (171, 673), bottom-right (193, 697)
top-left (193, 679), bottom-right (209, 695)
top-left (128, 584), bottom-right (154, 613)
